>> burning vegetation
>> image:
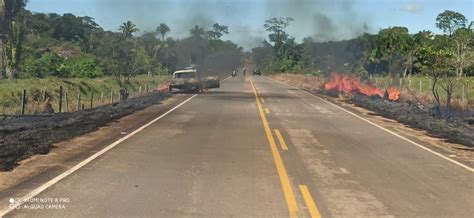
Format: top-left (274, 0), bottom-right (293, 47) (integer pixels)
top-left (323, 73), bottom-right (401, 101)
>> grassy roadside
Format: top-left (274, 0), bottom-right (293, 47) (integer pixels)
top-left (0, 75), bottom-right (169, 115)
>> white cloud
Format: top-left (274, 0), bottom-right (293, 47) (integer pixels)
top-left (402, 3), bottom-right (424, 13)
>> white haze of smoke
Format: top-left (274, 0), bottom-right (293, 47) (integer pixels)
top-left (402, 3), bottom-right (424, 13)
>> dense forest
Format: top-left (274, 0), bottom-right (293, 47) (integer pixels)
top-left (1, 1), bottom-right (472, 83)
top-left (0, 1), bottom-right (244, 80)
top-left (253, 11), bottom-right (474, 79)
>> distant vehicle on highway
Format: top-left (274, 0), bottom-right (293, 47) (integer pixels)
top-left (169, 68), bottom-right (220, 92)
top-left (253, 68), bottom-right (262, 76)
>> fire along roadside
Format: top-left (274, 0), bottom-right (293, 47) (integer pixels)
top-left (324, 73), bottom-right (401, 101)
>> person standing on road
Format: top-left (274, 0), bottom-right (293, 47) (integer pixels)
top-left (243, 67), bottom-right (247, 77)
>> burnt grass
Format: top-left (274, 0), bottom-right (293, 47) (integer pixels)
top-left (320, 89), bottom-right (474, 148)
top-left (0, 92), bottom-right (170, 171)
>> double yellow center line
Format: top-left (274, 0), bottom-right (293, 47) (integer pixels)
top-left (250, 80), bottom-right (299, 217)
top-left (250, 79), bottom-right (321, 218)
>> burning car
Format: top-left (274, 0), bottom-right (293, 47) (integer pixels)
top-left (169, 68), bottom-right (220, 92)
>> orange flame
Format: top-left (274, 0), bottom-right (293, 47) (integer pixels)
top-left (155, 81), bottom-right (170, 91)
top-left (323, 73), bottom-right (400, 101)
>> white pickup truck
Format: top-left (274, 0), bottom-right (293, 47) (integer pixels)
top-left (169, 68), bottom-right (220, 92)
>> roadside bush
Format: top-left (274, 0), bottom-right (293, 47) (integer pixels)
top-left (279, 58), bottom-right (297, 72)
top-left (59, 55), bottom-right (104, 78)
top-left (22, 52), bottom-right (64, 78)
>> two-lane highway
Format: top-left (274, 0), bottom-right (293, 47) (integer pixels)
top-left (4, 74), bottom-right (473, 217)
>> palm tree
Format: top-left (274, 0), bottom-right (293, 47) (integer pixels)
top-left (119, 21), bottom-right (139, 39)
top-left (189, 25), bottom-right (205, 38)
top-left (156, 23), bottom-right (170, 41)
top-left (1, 0), bottom-right (28, 79)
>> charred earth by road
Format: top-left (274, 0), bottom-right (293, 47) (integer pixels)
top-left (272, 74), bottom-right (474, 148)
top-left (348, 94), bottom-right (474, 147)
top-left (0, 91), bottom-right (170, 171)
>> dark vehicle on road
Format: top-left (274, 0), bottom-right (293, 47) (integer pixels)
top-left (253, 69), bottom-right (262, 76)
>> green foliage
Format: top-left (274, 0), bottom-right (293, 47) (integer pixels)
top-left (279, 58), bottom-right (297, 72)
top-left (253, 10), bottom-right (473, 83)
top-left (190, 25), bottom-right (205, 39)
top-left (59, 54), bottom-right (103, 78)
top-left (119, 21), bottom-right (139, 39)
top-left (156, 23), bottom-right (170, 41)
top-left (436, 10), bottom-right (468, 36)
top-left (22, 52), bottom-right (63, 78)
top-left (206, 23), bottom-right (229, 40)
top-left (264, 17), bottom-right (294, 61)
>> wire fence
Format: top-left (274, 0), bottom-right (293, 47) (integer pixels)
top-left (371, 76), bottom-right (473, 102)
top-left (0, 82), bottom-right (169, 117)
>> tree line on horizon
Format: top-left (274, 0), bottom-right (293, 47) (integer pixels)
top-left (0, 1), bottom-right (244, 81)
top-left (253, 10), bottom-right (473, 79)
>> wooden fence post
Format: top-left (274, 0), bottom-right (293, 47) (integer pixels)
top-left (65, 92), bottom-right (69, 112)
top-left (21, 89), bottom-right (26, 115)
top-left (110, 90), bottom-right (114, 104)
top-left (77, 92), bottom-right (81, 111)
top-left (58, 86), bottom-right (63, 113)
top-left (100, 91), bottom-right (104, 103)
top-left (419, 80), bottom-right (422, 93)
top-left (90, 92), bottom-right (94, 108)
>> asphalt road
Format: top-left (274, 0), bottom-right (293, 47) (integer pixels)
top-left (4, 74), bottom-right (474, 217)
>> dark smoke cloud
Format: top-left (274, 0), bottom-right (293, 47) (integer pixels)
top-left (264, 0), bottom-right (372, 42)
top-left (93, 0), bottom-right (372, 48)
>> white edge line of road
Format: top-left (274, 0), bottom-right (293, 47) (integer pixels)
top-left (264, 76), bottom-right (474, 173)
top-left (0, 94), bottom-right (198, 216)
top-left (221, 76), bottom-right (232, 82)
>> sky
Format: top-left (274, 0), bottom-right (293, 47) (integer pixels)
top-left (27, 0), bottom-right (473, 50)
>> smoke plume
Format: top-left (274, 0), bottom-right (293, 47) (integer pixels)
top-left (92, 0), bottom-right (372, 48)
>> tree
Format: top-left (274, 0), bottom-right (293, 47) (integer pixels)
top-left (419, 37), bottom-right (458, 118)
top-left (189, 25), bottom-right (205, 39)
top-left (452, 27), bottom-right (473, 78)
top-left (51, 13), bottom-right (98, 41)
top-left (110, 38), bottom-right (145, 100)
top-left (206, 23), bottom-right (229, 40)
top-left (156, 23), bottom-right (170, 41)
top-left (5, 18), bottom-right (24, 79)
top-left (0, 0), bottom-right (4, 76)
top-left (0, 0), bottom-right (28, 79)
top-left (264, 17), bottom-right (294, 60)
top-left (119, 21), bottom-right (139, 39)
top-left (436, 10), bottom-right (467, 36)
top-left (373, 27), bottom-right (412, 77)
